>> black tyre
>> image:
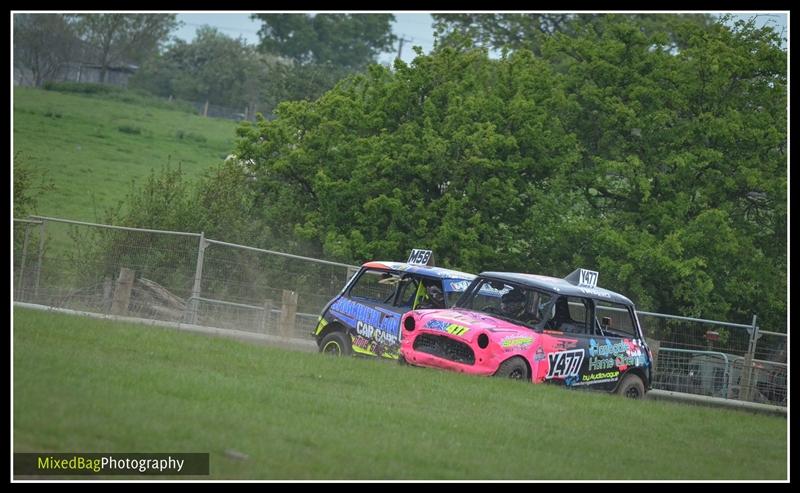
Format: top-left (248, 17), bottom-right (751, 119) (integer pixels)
top-left (319, 331), bottom-right (352, 356)
top-left (616, 373), bottom-right (645, 399)
top-left (494, 357), bottom-right (530, 381)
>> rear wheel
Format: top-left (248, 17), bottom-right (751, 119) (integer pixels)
top-left (319, 331), bottom-right (352, 356)
top-left (616, 373), bottom-right (645, 399)
top-left (494, 357), bottom-right (530, 381)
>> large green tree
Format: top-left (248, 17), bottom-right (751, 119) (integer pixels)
top-left (132, 26), bottom-right (266, 109)
top-left (231, 16), bottom-right (785, 330)
top-left (537, 16), bottom-right (786, 329)
top-left (252, 13), bottom-right (396, 69)
top-left (69, 13), bottom-right (180, 83)
top-left (235, 46), bottom-right (578, 267)
top-left (432, 13), bottom-right (715, 55)
top-left (251, 14), bottom-right (397, 114)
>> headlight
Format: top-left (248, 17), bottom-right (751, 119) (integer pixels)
top-left (477, 333), bottom-right (489, 349)
top-left (404, 316), bottom-right (416, 332)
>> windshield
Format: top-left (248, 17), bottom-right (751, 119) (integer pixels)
top-left (456, 278), bottom-right (554, 329)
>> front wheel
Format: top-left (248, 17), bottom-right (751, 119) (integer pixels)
top-left (616, 373), bottom-right (645, 399)
top-left (319, 331), bottom-right (352, 356)
top-left (494, 357), bottom-right (530, 381)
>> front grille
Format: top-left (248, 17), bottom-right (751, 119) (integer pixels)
top-left (412, 333), bottom-right (475, 365)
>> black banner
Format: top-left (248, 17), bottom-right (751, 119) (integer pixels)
top-left (14, 453), bottom-right (210, 476)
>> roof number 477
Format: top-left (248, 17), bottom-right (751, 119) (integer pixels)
top-left (578, 269), bottom-right (598, 288)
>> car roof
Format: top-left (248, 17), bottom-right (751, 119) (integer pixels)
top-left (362, 261), bottom-right (476, 280)
top-left (479, 271), bottom-right (635, 306)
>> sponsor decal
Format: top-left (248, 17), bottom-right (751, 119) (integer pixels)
top-left (552, 339), bottom-right (579, 351)
top-left (330, 298), bottom-right (400, 339)
top-left (534, 346), bottom-right (546, 362)
top-left (546, 349), bottom-right (585, 379)
top-left (588, 338), bottom-right (630, 358)
top-left (356, 320), bottom-right (399, 346)
top-left (578, 287), bottom-right (612, 298)
top-left (582, 370), bottom-right (620, 382)
top-left (501, 336), bottom-right (534, 350)
top-left (588, 357), bottom-right (615, 371)
top-left (445, 280), bottom-right (472, 293)
top-left (424, 319), bottom-right (470, 337)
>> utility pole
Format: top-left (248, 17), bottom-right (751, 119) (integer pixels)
top-left (396, 36), bottom-right (411, 62)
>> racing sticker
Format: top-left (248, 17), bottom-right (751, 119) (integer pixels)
top-left (501, 336), bottom-right (534, 351)
top-left (424, 319), bottom-right (470, 337)
top-left (545, 349), bottom-right (585, 379)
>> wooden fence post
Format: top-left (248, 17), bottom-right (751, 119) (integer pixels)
top-left (279, 290), bottom-right (298, 338)
top-left (111, 267), bottom-right (135, 316)
top-left (261, 298), bottom-right (274, 334)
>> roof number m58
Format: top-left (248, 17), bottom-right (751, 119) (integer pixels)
top-left (578, 269), bottom-right (599, 288)
top-left (408, 249), bottom-right (433, 266)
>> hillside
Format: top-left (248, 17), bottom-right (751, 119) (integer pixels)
top-left (13, 87), bottom-right (240, 222)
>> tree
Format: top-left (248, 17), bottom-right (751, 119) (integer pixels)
top-left (234, 46), bottom-right (578, 267)
top-left (69, 14), bottom-right (180, 83)
top-left (252, 13), bottom-right (396, 70)
top-left (537, 16), bottom-right (786, 330)
top-left (432, 13), bottom-right (715, 56)
top-left (132, 26), bottom-right (264, 109)
top-left (13, 14), bottom-right (80, 87)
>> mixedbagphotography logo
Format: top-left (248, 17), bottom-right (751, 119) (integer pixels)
top-left (14, 453), bottom-right (210, 476)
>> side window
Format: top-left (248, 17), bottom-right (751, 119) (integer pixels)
top-left (548, 296), bottom-right (589, 333)
top-left (394, 276), bottom-right (420, 308)
top-left (349, 269), bottom-right (399, 304)
top-left (565, 297), bottom-right (589, 333)
top-left (594, 300), bottom-right (637, 337)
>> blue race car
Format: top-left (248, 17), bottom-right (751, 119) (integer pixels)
top-left (313, 250), bottom-right (476, 359)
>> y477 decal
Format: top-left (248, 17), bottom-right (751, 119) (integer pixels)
top-left (546, 349), bottom-right (585, 379)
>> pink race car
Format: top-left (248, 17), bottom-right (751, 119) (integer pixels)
top-left (399, 269), bottom-right (654, 398)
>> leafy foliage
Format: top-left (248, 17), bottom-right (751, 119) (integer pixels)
top-left (118, 16), bottom-right (786, 331)
top-left (252, 14), bottom-right (396, 69)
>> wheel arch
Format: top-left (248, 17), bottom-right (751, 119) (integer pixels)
top-left (315, 320), bottom-right (349, 345)
top-left (613, 367), bottom-right (649, 393)
top-left (498, 355), bottom-right (533, 381)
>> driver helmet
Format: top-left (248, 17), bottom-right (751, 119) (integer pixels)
top-left (427, 284), bottom-right (445, 305)
top-left (500, 288), bottom-right (526, 315)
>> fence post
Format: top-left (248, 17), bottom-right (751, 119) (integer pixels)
top-left (111, 267), bottom-right (135, 316)
top-left (203, 100), bottom-right (209, 117)
top-left (34, 220), bottom-right (46, 300)
top-left (187, 232), bottom-right (207, 325)
top-left (279, 290), bottom-right (298, 338)
top-left (739, 314), bottom-right (759, 402)
top-left (261, 298), bottom-right (274, 334)
top-left (17, 223), bottom-right (32, 300)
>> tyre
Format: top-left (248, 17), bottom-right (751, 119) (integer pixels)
top-left (319, 331), bottom-right (352, 356)
top-left (616, 373), bottom-right (645, 399)
top-left (494, 357), bottom-right (530, 381)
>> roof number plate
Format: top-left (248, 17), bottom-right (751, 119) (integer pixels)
top-left (408, 249), bottom-right (433, 266)
top-left (578, 269), bottom-right (599, 288)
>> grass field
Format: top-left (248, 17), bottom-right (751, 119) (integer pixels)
top-left (13, 87), bottom-right (239, 222)
top-left (13, 308), bottom-right (787, 480)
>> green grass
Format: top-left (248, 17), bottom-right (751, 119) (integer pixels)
top-left (13, 87), bottom-right (240, 222)
top-left (14, 308), bottom-right (787, 480)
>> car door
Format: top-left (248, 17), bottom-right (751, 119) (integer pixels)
top-left (571, 298), bottom-right (649, 391)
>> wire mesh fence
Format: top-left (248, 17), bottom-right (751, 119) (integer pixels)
top-left (13, 215), bottom-right (787, 406)
top-left (13, 216), bottom-right (356, 340)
